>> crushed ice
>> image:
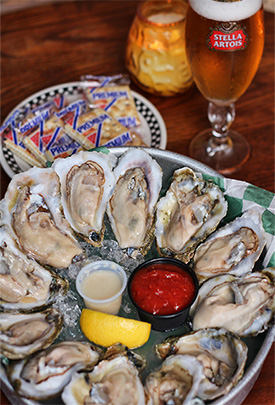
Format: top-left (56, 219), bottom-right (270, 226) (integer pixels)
top-left (53, 235), bottom-right (147, 339)
top-left (53, 288), bottom-right (84, 341)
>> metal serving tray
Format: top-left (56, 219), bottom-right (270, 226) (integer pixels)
top-left (1, 147), bottom-right (274, 405)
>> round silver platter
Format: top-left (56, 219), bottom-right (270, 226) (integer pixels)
top-left (1, 147), bottom-right (274, 405)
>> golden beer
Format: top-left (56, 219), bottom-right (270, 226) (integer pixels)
top-left (185, 0), bottom-right (264, 105)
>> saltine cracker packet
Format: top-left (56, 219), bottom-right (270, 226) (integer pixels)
top-left (44, 100), bottom-right (86, 162)
top-left (22, 100), bottom-right (86, 166)
top-left (22, 114), bottom-right (65, 166)
top-left (64, 107), bottom-right (145, 149)
top-left (1, 110), bottom-right (43, 168)
top-left (81, 74), bottom-right (141, 129)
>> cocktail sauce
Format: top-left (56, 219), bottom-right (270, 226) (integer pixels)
top-left (130, 263), bottom-right (196, 315)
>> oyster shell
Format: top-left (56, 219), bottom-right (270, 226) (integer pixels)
top-left (53, 151), bottom-right (116, 246)
top-left (155, 167), bottom-right (227, 263)
top-left (0, 166), bottom-right (84, 269)
top-left (62, 343), bottom-right (146, 405)
top-left (7, 341), bottom-right (102, 400)
top-left (145, 354), bottom-right (204, 405)
top-left (107, 148), bottom-right (162, 257)
top-left (192, 209), bottom-right (266, 282)
top-left (62, 355), bottom-right (146, 405)
top-left (155, 328), bottom-right (248, 401)
top-left (0, 307), bottom-right (63, 359)
top-left (190, 269), bottom-right (275, 336)
top-left (0, 225), bottom-right (68, 312)
top-left (101, 343), bottom-right (147, 373)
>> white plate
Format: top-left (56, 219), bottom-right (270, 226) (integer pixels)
top-left (0, 82), bottom-right (167, 178)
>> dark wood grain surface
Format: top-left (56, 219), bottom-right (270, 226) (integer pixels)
top-left (0, 1), bottom-right (274, 404)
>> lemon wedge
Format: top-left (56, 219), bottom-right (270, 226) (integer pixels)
top-left (80, 309), bottom-right (151, 349)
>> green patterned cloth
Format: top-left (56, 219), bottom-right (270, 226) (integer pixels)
top-left (202, 174), bottom-right (275, 268)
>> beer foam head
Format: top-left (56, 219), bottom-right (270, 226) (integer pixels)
top-left (189, 0), bottom-right (262, 22)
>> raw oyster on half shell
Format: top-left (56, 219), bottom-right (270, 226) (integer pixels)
top-left (0, 307), bottom-right (63, 359)
top-left (7, 341), bottom-right (102, 400)
top-left (192, 209), bottom-right (266, 282)
top-left (62, 344), bottom-right (146, 405)
top-left (107, 148), bottom-right (162, 257)
top-left (190, 269), bottom-right (275, 336)
top-left (155, 167), bottom-right (227, 263)
top-left (155, 328), bottom-right (248, 401)
top-left (53, 150), bottom-right (116, 246)
top-left (145, 354), bottom-right (204, 405)
top-left (0, 225), bottom-right (68, 312)
top-left (0, 167), bottom-right (84, 269)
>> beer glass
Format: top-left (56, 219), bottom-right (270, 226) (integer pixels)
top-left (185, 0), bottom-right (264, 174)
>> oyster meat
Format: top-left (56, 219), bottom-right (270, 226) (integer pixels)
top-left (0, 225), bottom-right (68, 312)
top-left (190, 269), bottom-right (275, 336)
top-left (62, 343), bottom-right (146, 405)
top-left (0, 167), bottom-right (84, 269)
top-left (8, 341), bottom-right (101, 400)
top-left (145, 354), bottom-right (204, 405)
top-left (62, 355), bottom-right (146, 405)
top-left (155, 328), bottom-right (248, 401)
top-left (192, 209), bottom-right (266, 282)
top-left (155, 167), bottom-right (227, 263)
top-left (53, 151), bottom-right (116, 246)
top-left (107, 148), bottom-right (162, 257)
top-left (0, 307), bottom-right (63, 359)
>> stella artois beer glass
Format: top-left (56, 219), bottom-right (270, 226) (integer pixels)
top-left (185, 0), bottom-right (264, 173)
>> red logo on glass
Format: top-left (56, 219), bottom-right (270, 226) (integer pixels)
top-left (207, 23), bottom-right (249, 51)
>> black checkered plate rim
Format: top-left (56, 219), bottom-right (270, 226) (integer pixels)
top-left (0, 82), bottom-right (167, 178)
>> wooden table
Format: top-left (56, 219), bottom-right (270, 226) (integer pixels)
top-left (0, 1), bottom-right (274, 404)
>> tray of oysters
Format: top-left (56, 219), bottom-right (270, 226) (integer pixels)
top-left (0, 146), bottom-right (274, 405)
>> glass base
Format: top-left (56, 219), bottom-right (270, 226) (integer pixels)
top-left (189, 129), bottom-right (250, 175)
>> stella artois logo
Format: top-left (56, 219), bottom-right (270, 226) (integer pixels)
top-left (207, 22), bottom-right (249, 51)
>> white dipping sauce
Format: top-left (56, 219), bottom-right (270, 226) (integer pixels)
top-left (81, 270), bottom-right (122, 300)
top-left (76, 261), bottom-right (127, 315)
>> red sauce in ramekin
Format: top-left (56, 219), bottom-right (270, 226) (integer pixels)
top-left (130, 263), bottom-right (196, 315)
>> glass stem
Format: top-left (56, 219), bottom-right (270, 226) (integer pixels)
top-left (206, 102), bottom-right (235, 157)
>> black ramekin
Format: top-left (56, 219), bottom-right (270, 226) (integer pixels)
top-left (128, 257), bottom-right (199, 332)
